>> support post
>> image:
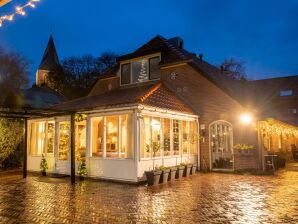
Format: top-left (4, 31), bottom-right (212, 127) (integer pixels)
top-left (23, 118), bottom-right (27, 178)
top-left (70, 113), bottom-right (76, 184)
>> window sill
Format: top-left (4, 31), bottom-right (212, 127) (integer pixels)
top-left (89, 157), bottom-right (134, 161)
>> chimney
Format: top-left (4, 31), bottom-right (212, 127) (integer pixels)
top-left (199, 54), bottom-right (203, 62)
top-left (168, 37), bottom-right (184, 49)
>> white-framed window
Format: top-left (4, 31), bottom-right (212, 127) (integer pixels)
top-left (280, 90), bottom-right (293, 96)
top-left (120, 56), bottom-right (161, 85)
top-left (91, 113), bottom-right (133, 159)
top-left (58, 121), bottom-right (70, 161)
top-left (29, 120), bottom-right (55, 156)
top-left (140, 115), bottom-right (198, 159)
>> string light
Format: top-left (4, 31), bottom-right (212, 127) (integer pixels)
top-left (260, 119), bottom-right (298, 137)
top-left (0, 0), bottom-right (40, 27)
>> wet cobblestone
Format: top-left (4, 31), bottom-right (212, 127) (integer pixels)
top-left (0, 169), bottom-right (298, 223)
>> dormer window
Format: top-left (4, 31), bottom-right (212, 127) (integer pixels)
top-left (120, 55), bottom-right (160, 85)
top-left (280, 90), bottom-right (293, 96)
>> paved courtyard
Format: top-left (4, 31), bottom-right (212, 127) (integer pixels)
top-left (1, 168), bottom-right (298, 224)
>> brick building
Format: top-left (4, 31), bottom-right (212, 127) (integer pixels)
top-left (25, 35), bottom-right (298, 182)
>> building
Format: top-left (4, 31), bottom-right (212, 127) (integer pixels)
top-left (4, 34), bottom-right (65, 109)
top-left (25, 35), bottom-right (298, 183)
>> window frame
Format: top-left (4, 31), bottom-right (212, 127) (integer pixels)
top-left (120, 54), bottom-right (161, 86)
top-left (280, 90), bottom-right (293, 97)
top-left (28, 120), bottom-right (55, 157)
top-left (90, 112), bottom-right (134, 159)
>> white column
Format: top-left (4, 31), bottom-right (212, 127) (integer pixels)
top-left (103, 117), bottom-right (106, 158)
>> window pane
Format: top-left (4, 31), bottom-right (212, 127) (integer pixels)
top-left (29, 122), bottom-right (46, 155)
top-left (151, 117), bottom-right (161, 157)
top-left (120, 114), bottom-right (133, 158)
top-left (182, 121), bottom-right (190, 154)
top-left (173, 120), bottom-right (180, 155)
top-left (162, 118), bottom-right (171, 156)
top-left (141, 117), bottom-right (151, 158)
top-left (132, 59), bottom-right (148, 83)
top-left (190, 121), bottom-right (198, 155)
top-left (47, 121), bottom-right (55, 154)
top-left (92, 117), bottom-right (103, 157)
top-left (149, 57), bottom-right (160, 80)
top-left (75, 120), bottom-right (86, 161)
top-left (58, 122), bottom-right (70, 161)
top-left (106, 116), bottom-right (118, 158)
top-left (121, 63), bottom-right (131, 85)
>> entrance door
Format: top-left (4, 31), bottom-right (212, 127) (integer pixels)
top-left (210, 121), bottom-right (233, 170)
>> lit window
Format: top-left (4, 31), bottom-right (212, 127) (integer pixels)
top-left (58, 121), bottom-right (70, 161)
top-left (91, 114), bottom-right (133, 159)
top-left (141, 117), bottom-right (151, 158)
top-left (29, 121), bottom-right (55, 156)
top-left (151, 117), bottom-right (161, 157)
top-left (91, 117), bottom-right (103, 157)
top-left (189, 121), bottom-right (198, 155)
top-left (120, 114), bottom-right (133, 158)
top-left (106, 116), bottom-right (118, 158)
top-left (182, 121), bottom-right (190, 154)
top-left (162, 118), bottom-right (171, 156)
top-left (173, 120), bottom-right (180, 155)
top-left (75, 120), bottom-right (86, 161)
top-left (132, 59), bottom-right (148, 83)
top-left (280, 90), bottom-right (293, 96)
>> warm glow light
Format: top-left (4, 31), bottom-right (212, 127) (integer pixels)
top-left (240, 113), bottom-right (253, 124)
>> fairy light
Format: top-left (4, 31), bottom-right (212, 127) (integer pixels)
top-left (0, 0), bottom-right (40, 27)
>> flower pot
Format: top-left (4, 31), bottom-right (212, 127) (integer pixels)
top-left (160, 169), bottom-right (171, 184)
top-left (176, 166), bottom-right (184, 179)
top-left (183, 164), bottom-right (192, 177)
top-left (169, 167), bottom-right (178, 181)
top-left (145, 170), bottom-right (162, 186)
top-left (41, 171), bottom-right (46, 176)
top-left (191, 165), bottom-right (197, 175)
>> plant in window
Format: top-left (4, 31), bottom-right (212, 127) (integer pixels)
top-left (40, 154), bottom-right (48, 176)
top-left (77, 160), bottom-right (87, 180)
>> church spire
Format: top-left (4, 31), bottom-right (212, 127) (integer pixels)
top-left (36, 34), bottom-right (61, 86)
top-left (38, 34), bottom-right (60, 71)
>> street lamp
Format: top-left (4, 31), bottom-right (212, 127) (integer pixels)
top-left (240, 113), bottom-right (253, 125)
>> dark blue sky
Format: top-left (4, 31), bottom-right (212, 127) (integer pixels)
top-left (1, 0), bottom-right (298, 84)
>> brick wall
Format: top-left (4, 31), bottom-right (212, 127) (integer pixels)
top-left (161, 64), bottom-right (259, 170)
top-left (234, 153), bottom-right (258, 170)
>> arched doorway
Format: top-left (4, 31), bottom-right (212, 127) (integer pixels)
top-left (209, 120), bottom-right (233, 170)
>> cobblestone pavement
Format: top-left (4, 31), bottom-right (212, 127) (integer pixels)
top-left (0, 169), bottom-right (298, 224)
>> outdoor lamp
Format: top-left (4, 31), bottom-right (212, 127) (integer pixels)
top-left (240, 113), bottom-right (253, 124)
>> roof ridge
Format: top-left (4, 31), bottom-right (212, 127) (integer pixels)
top-left (139, 82), bottom-right (162, 102)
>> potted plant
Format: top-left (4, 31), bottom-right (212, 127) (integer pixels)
top-left (191, 164), bottom-right (197, 175)
top-left (145, 167), bottom-right (162, 186)
top-left (168, 166), bottom-right (178, 181)
top-left (145, 141), bottom-right (162, 186)
top-left (182, 163), bottom-right (192, 177)
top-left (77, 160), bottom-right (87, 180)
top-left (176, 163), bottom-right (185, 179)
top-left (40, 154), bottom-right (48, 176)
top-left (158, 166), bottom-right (171, 184)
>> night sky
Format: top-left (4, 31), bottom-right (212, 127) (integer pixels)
top-left (1, 0), bottom-right (298, 84)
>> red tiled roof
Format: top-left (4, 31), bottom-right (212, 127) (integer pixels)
top-left (50, 82), bottom-right (196, 115)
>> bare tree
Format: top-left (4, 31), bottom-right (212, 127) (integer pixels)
top-left (61, 52), bottom-right (117, 99)
top-left (0, 47), bottom-right (29, 105)
top-left (220, 58), bottom-right (247, 80)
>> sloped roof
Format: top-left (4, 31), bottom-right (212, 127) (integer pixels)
top-left (4, 85), bottom-right (65, 109)
top-left (50, 82), bottom-right (195, 115)
top-left (39, 34), bottom-right (61, 71)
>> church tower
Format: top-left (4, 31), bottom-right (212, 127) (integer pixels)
top-left (36, 34), bottom-right (61, 86)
